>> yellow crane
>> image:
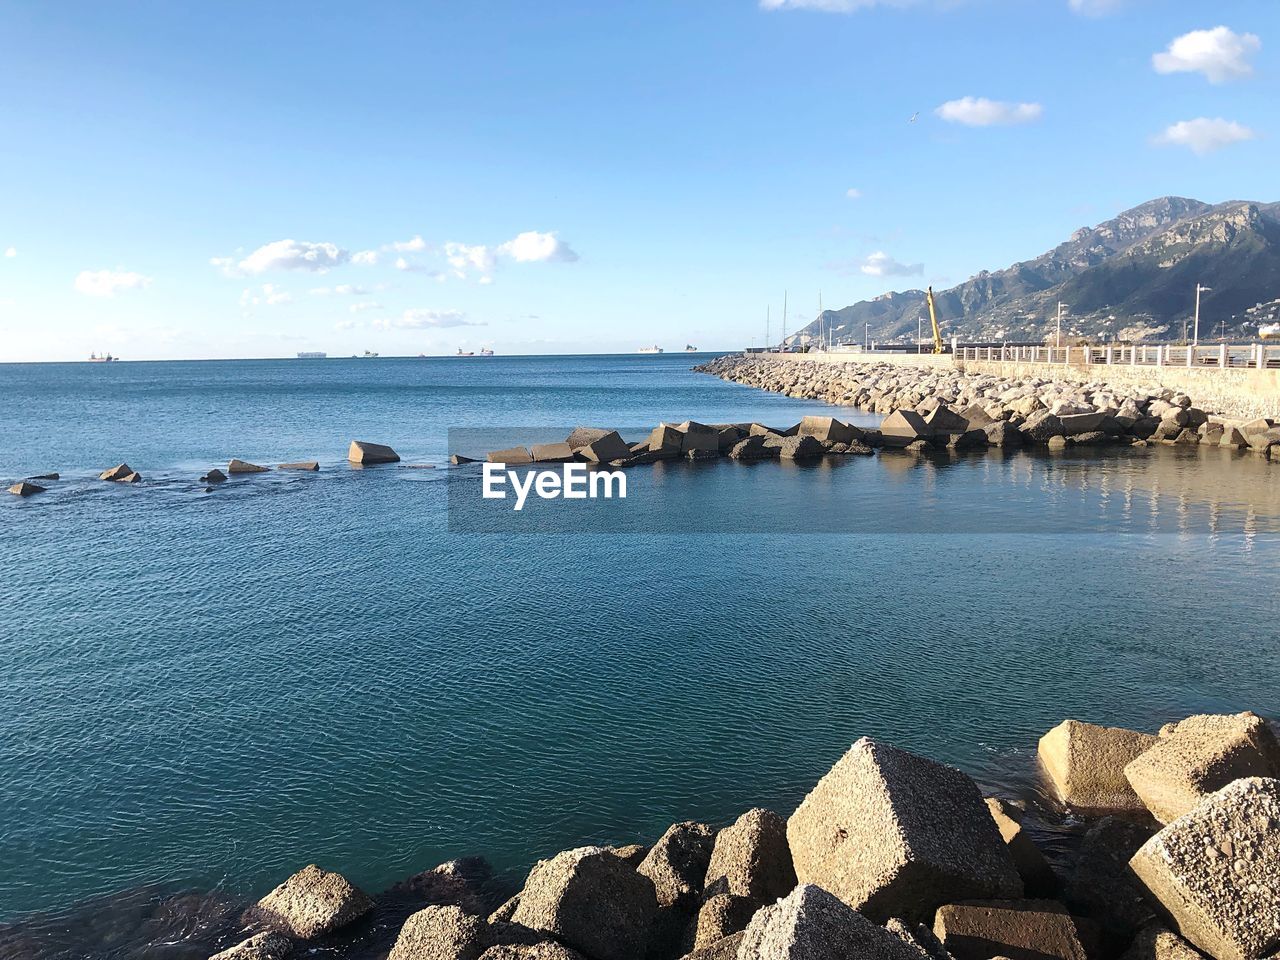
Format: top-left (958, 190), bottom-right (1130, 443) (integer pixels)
top-left (925, 286), bottom-right (945, 354)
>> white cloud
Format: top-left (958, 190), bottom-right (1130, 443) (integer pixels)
top-left (240, 283), bottom-right (292, 308)
top-left (1068, 0), bottom-right (1122, 15)
top-left (388, 235), bottom-right (428, 252)
top-left (352, 250), bottom-right (379, 266)
top-left (394, 256), bottom-right (444, 277)
top-left (75, 269), bottom-right (153, 297)
top-left (3, 247), bottom-right (15, 258)
top-left (1154, 117), bottom-right (1256, 155)
top-left (759, 0), bottom-right (914, 10)
top-left (444, 242), bottom-right (497, 280)
top-left (235, 239), bottom-right (349, 275)
top-left (349, 301), bottom-right (383, 314)
top-left (334, 318), bottom-right (359, 331)
top-left (375, 308), bottom-right (479, 330)
top-left (845, 188), bottom-right (862, 200)
top-left (1153, 27), bottom-right (1261, 84)
top-left (936, 97), bottom-right (1043, 127)
top-left (311, 284), bottom-right (371, 296)
top-left (496, 230), bottom-right (579, 263)
top-left (860, 251), bottom-right (923, 277)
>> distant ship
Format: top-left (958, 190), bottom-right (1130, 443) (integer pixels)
top-left (357, 350), bottom-right (379, 358)
top-left (88, 352), bottom-right (117, 362)
top-left (480, 347), bottom-right (495, 356)
top-left (456, 348), bottom-right (475, 357)
top-left (297, 351), bottom-right (326, 359)
top-left (638, 345), bottom-right (663, 354)
top-left (685, 344), bottom-right (697, 352)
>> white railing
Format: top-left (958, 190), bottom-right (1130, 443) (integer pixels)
top-left (953, 343), bottom-right (1280, 370)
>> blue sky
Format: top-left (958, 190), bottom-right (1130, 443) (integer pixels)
top-left (0, 0), bottom-right (1273, 360)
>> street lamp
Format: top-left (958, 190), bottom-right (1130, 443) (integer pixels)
top-left (1194, 284), bottom-right (1212, 347)
top-left (865, 322), bottom-right (870, 351)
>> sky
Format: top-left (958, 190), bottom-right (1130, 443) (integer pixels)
top-left (0, 0), bottom-right (1274, 360)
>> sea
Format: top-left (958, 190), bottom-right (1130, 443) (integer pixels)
top-left (1, 353), bottom-right (1277, 958)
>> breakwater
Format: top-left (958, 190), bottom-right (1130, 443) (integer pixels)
top-left (696, 355), bottom-right (1280, 458)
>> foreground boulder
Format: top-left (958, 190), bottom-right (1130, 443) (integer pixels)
top-left (1038, 720), bottom-right (1158, 814)
top-left (932, 900), bottom-right (1097, 960)
top-left (1130, 777), bottom-right (1280, 960)
top-left (1120, 925), bottom-right (1209, 960)
top-left (209, 932), bottom-right (294, 960)
top-left (984, 798), bottom-right (1056, 897)
top-left (704, 807), bottom-right (796, 903)
top-left (691, 894), bottom-right (757, 951)
top-left (7, 481), bottom-right (45, 497)
top-left (248, 864), bottom-right (373, 939)
top-left (638, 821), bottom-right (716, 910)
top-left (680, 931), bottom-right (745, 960)
top-left (648, 425), bottom-right (685, 455)
top-left (510, 847), bottom-right (658, 960)
top-left (729, 436), bottom-right (779, 461)
top-left (676, 421), bottom-right (720, 455)
top-left (478, 945), bottom-right (585, 960)
top-left (229, 459), bottom-right (270, 474)
top-left (1124, 712), bottom-right (1280, 824)
top-left (99, 463), bottom-right (135, 481)
top-left (348, 440), bottom-right (400, 465)
top-left (923, 404), bottom-right (969, 435)
top-left (738, 884), bottom-right (929, 960)
top-left (786, 738), bottom-right (1022, 923)
top-left (388, 905), bottom-right (487, 960)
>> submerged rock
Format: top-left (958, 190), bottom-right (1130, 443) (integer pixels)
top-left (201, 468), bottom-right (228, 483)
top-left (99, 463), bottom-right (135, 481)
top-left (7, 481), bottom-right (45, 497)
top-left (209, 931), bottom-right (294, 960)
top-left (228, 459), bottom-right (270, 474)
top-left (278, 461), bottom-right (320, 471)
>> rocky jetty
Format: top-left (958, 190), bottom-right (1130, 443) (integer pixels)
top-left (214, 711), bottom-right (1279, 960)
top-left (696, 356), bottom-right (1280, 459)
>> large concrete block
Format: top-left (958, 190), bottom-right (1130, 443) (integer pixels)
top-left (1063, 817), bottom-right (1158, 944)
top-left (1059, 413), bottom-right (1107, 434)
top-left (778, 435), bottom-right (824, 460)
top-left (487, 447), bottom-right (534, 465)
top-left (229, 459), bottom-right (270, 474)
top-left (677, 421), bottom-right (721, 454)
top-left (1130, 777), bottom-right (1280, 960)
top-left (530, 443), bottom-right (574, 463)
top-left (388, 905), bottom-right (487, 960)
top-left (638, 821), bottom-right (716, 909)
top-left (880, 410), bottom-right (932, 447)
top-left (576, 432), bottom-right (631, 463)
top-left (510, 847), bottom-right (658, 960)
top-left (923, 404), bottom-right (970, 435)
top-left (348, 440), bottom-right (400, 464)
top-left (799, 416), bottom-right (859, 445)
top-left (564, 427), bottom-right (614, 450)
top-left (249, 864), bottom-right (374, 939)
top-left (8, 481), bottom-right (45, 496)
top-left (1119, 926), bottom-right (1208, 960)
top-left (648, 425), bottom-right (684, 455)
top-left (704, 807), bottom-right (796, 904)
top-left (209, 932), bottom-right (294, 960)
top-left (984, 798), bottom-right (1056, 897)
top-left (932, 900), bottom-right (1097, 960)
top-left (1037, 720), bottom-right (1158, 814)
top-left (1124, 712), bottom-right (1280, 823)
top-left (99, 462), bottom-right (134, 481)
top-left (737, 884), bottom-right (931, 960)
top-left (958, 404), bottom-right (995, 429)
top-left (786, 738), bottom-right (1022, 923)
top-left (691, 894), bottom-right (757, 951)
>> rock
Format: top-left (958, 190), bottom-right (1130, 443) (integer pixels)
top-left (1185, 408), bottom-right (1209, 429)
top-left (1063, 817), bottom-right (1157, 942)
top-left (1124, 712), bottom-right (1280, 824)
top-left (450, 454), bottom-right (478, 465)
top-left (983, 421), bottom-right (1023, 448)
top-left (932, 900), bottom-right (1097, 960)
top-left (487, 447), bottom-right (534, 465)
top-left (648, 425), bottom-right (685, 455)
top-left (576, 432), bottom-right (631, 463)
top-left (948, 429), bottom-right (988, 451)
top-left (738, 884), bottom-right (931, 959)
top-left (209, 932), bottom-right (294, 960)
top-left (1021, 411), bottom-right (1066, 443)
top-left (786, 738), bottom-right (1021, 923)
top-left (1163, 409), bottom-right (1191, 429)
top-left (489, 896), bottom-right (520, 924)
top-left (680, 931), bottom-right (745, 960)
top-left (984, 798), bottom-right (1056, 897)
top-left (607, 843), bottom-right (649, 866)
top-left (692, 894), bottom-right (757, 951)
top-left (565, 427), bottom-right (615, 450)
top-left (8, 481), bottom-right (45, 496)
top-left (1152, 421), bottom-right (1184, 442)
top-left (730, 436), bottom-right (779, 461)
top-left (1173, 429), bottom-right (1200, 445)
top-left (1070, 431), bottom-right (1110, 446)
top-left (677, 422), bottom-right (721, 455)
top-left (923, 404), bottom-right (970, 435)
top-left (958, 404), bottom-right (995, 429)
top-left (638, 821), bottom-right (717, 910)
top-left (1037, 720), bottom-right (1159, 814)
top-left (202, 468), bottom-right (228, 483)
top-left (26, 472), bottom-right (59, 480)
top-left (704, 808), bottom-right (796, 903)
top-left (478, 945), bottom-right (585, 960)
top-left (278, 462), bottom-right (320, 471)
top-left (1218, 428), bottom-right (1248, 449)
top-left (716, 426), bottom-right (747, 452)
top-left (748, 423), bottom-right (783, 438)
top-left (905, 439), bottom-right (932, 453)
top-left (880, 410), bottom-right (932, 447)
top-left (248, 864), bottom-right (374, 939)
top-left (1246, 428), bottom-right (1280, 453)
top-left (799, 416), bottom-right (860, 445)
top-left (1130, 777), bottom-right (1280, 960)
top-left (348, 440), bottom-right (401, 465)
top-left (1120, 925), bottom-right (1209, 960)
top-left (389, 905), bottom-right (487, 960)
top-left (99, 463), bottom-right (134, 481)
top-left (510, 847), bottom-right (658, 960)
top-left (1200, 423), bottom-right (1226, 445)
top-left (777, 435), bottom-right (825, 460)
top-left (388, 857), bottom-right (496, 916)
top-left (530, 443), bottom-right (574, 463)
top-left (1047, 435), bottom-right (1069, 451)
top-left (884, 919), bottom-right (952, 960)
top-left (1059, 413), bottom-right (1107, 434)
top-left (118, 472), bottom-right (143, 483)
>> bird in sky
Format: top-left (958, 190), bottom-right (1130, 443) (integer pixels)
top-left (909, 112), bottom-right (919, 123)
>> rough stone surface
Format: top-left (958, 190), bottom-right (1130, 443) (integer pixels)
top-left (487, 447), bottom-right (534, 465)
top-left (509, 846), bottom-right (658, 960)
top-left (1038, 720), bottom-right (1159, 814)
top-left (729, 436), bottom-right (778, 461)
top-left (7, 481), bottom-right (45, 496)
top-left (704, 808), bottom-right (796, 904)
top-left (884, 919), bottom-right (952, 960)
top-left (1120, 926), bottom-right (1209, 960)
top-left (209, 932), bottom-right (294, 960)
top-left (677, 421), bottom-right (721, 454)
top-left (984, 798), bottom-right (1056, 897)
top-left (638, 821), bottom-right (717, 910)
top-left (99, 463), bottom-right (134, 481)
top-left (691, 894), bottom-right (757, 950)
top-left (1129, 777), bottom-right (1280, 960)
top-left (477, 945), bottom-right (585, 960)
top-left (737, 884), bottom-right (930, 960)
top-left (388, 857), bottom-right (496, 917)
top-left (786, 738), bottom-right (1022, 923)
top-left (564, 427), bottom-right (614, 450)
top-left (348, 440), bottom-right (400, 465)
top-left (679, 931), bottom-right (745, 960)
top-left (880, 410), bottom-right (931, 446)
top-left (1022, 411), bottom-right (1066, 442)
top-left (249, 864), bottom-right (374, 940)
top-left (1124, 712), bottom-right (1280, 824)
top-left (932, 900), bottom-right (1097, 960)
top-left (1063, 817), bottom-right (1157, 942)
top-left (607, 843), bottom-right (649, 866)
top-left (983, 421), bottom-right (1023, 448)
top-left (923, 404), bottom-right (970, 435)
top-left (798, 415), bottom-right (859, 444)
top-left (648, 425), bottom-right (685, 454)
top-left (388, 905), bottom-right (487, 960)
top-left (576, 432), bottom-right (631, 463)
top-left (278, 461), bottom-right (320, 471)
top-left (526, 443), bottom-right (574, 462)
top-left (777, 435), bottom-right (824, 460)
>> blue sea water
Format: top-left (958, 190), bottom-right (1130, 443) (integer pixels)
top-left (0, 354), bottom-right (1277, 956)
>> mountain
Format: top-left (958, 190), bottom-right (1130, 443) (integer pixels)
top-left (794, 197), bottom-right (1280, 345)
